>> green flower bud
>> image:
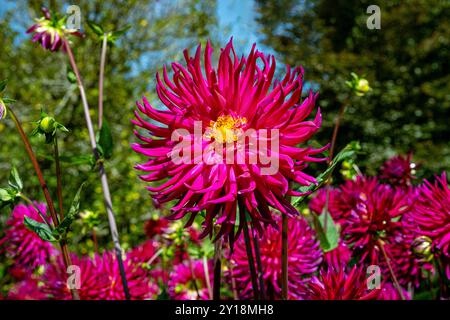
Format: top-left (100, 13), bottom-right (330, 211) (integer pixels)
top-left (39, 116), bottom-right (56, 133)
top-left (412, 236), bottom-right (434, 262)
top-left (355, 78), bottom-right (371, 96)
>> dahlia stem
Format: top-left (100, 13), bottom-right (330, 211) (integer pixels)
top-left (240, 203), bottom-right (260, 300)
top-left (324, 99), bottom-right (348, 232)
top-left (53, 136), bottom-right (64, 221)
top-left (98, 34), bottom-right (107, 128)
top-left (183, 243), bottom-right (200, 299)
top-left (228, 260), bottom-right (239, 300)
top-left (92, 228), bottom-right (99, 254)
top-left (203, 255), bottom-right (213, 299)
top-left (378, 240), bottom-right (406, 300)
top-left (281, 213), bottom-right (289, 300)
top-left (435, 257), bottom-right (449, 299)
top-left (64, 41), bottom-right (130, 300)
top-left (6, 106), bottom-right (80, 300)
top-left (252, 227), bottom-right (266, 300)
top-left (212, 227), bottom-right (222, 300)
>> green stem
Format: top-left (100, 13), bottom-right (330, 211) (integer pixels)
top-left (53, 136), bottom-right (64, 221)
top-left (6, 106), bottom-right (80, 300)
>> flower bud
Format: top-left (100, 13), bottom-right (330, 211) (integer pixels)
top-left (39, 116), bottom-right (56, 133)
top-left (412, 236), bottom-right (433, 262)
top-left (356, 79), bottom-right (370, 94)
top-left (0, 99), bottom-right (6, 120)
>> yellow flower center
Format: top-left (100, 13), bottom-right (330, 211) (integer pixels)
top-left (204, 115), bottom-right (247, 143)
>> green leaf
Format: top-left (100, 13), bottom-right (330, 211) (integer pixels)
top-left (67, 70), bottom-right (77, 84)
top-left (0, 79), bottom-right (7, 93)
top-left (2, 98), bottom-right (16, 104)
top-left (8, 166), bottom-right (23, 191)
top-left (0, 188), bottom-right (12, 202)
top-left (312, 209), bottom-right (340, 252)
top-left (97, 120), bottom-right (113, 159)
top-left (293, 141), bottom-right (361, 207)
top-left (111, 24), bottom-right (131, 37)
top-left (24, 216), bottom-right (58, 242)
top-left (54, 183), bottom-right (85, 236)
top-left (87, 20), bottom-right (104, 36)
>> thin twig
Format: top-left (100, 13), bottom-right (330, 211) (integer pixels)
top-left (98, 34), bottom-right (107, 128)
top-left (212, 230), bottom-right (223, 300)
top-left (241, 202), bottom-right (260, 300)
top-left (203, 255), bottom-right (213, 300)
top-left (378, 240), bottom-right (406, 300)
top-left (64, 40), bottom-right (130, 300)
top-left (54, 136), bottom-right (64, 221)
top-left (252, 226), bottom-right (266, 300)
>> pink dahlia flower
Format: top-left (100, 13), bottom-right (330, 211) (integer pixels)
top-left (168, 259), bottom-right (213, 300)
top-left (0, 203), bottom-right (57, 271)
top-left (378, 283), bottom-right (411, 300)
top-left (7, 278), bottom-right (47, 300)
top-left (300, 266), bottom-right (380, 300)
top-left (312, 177), bottom-right (426, 287)
top-left (27, 7), bottom-right (82, 52)
top-left (231, 215), bottom-right (322, 299)
top-left (412, 172), bottom-right (450, 278)
top-left (380, 153), bottom-right (416, 187)
top-left (43, 251), bottom-right (158, 300)
top-left (133, 40), bottom-right (327, 241)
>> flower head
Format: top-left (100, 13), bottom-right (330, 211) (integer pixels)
top-left (380, 153), bottom-right (416, 187)
top-left (299, 266), bottom-right (380, 300)
top-left (27, 7), bottom-right (82, 52)
top-left (168, 259), bottom-right (212, 300)
top-left (0, 203), bottom-right (57, 271)
top-left (412, 173), bottom-right (450, 267)
top-left (0, 99), bottom-right (6, 120)
top-left (133, 40), bottom-right (327, 242)
top-left (231, 215), bottom-right (322, 299)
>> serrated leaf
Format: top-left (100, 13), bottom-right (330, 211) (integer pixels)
top-left (97, 120), bottom-right (113, 159)
top-left (87, 20), bottom-right (104, 36)
top-left (0, 79), bottom-right (7, 93)
top-left (24, 216), bottom-right (58, 242)
top-left (293, 141), bottom-right (361, 207)
top-left (8, 166), bottom-right (23, 191)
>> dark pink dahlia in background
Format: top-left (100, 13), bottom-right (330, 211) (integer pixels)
top-left (412, 172), bottom-right (450, 279)
top-left (133, 39), bottom-right (327, 241)
top-left (231, 215), bottom-right (322, 299)
top-left (299, 266), bottom-right (380, 300)
top-left (27, 7), bottom-right (82, 52)
top-left (168, 259), bottom-right (213, 300)
top-left (0, 203), bottom-right (57, 272)
top-left (380, 153), bottom-right (416, 187)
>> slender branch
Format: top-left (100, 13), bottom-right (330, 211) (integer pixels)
top-left (212, 228), bottom-right (223, 300)
top-left (252, 227), bottom-right (266, 300)
top-left (92, 228), bottom-right (99, 254)
top-left (203, 255), bottom-right (213, 300)
top-left (7, 106), bottom-right (79, 300)
top-left (324, 99), bottom-right (348, 232)
top-left (64, 40), bottom-right (130, 300)
top-left (98, 34), bottom-right (108, 128)
top-left (228, 260), bottom-right (239, 300)
top-left (378, 240), bottom-right (406, 300)
top-left (240, 202), bottom-right (259, 300)
top-left (53, 136), bottom-right (64, 221)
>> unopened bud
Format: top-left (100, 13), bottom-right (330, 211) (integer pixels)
top-left (39, 116), bottom-right (56, 133)
top-left (412, 236), bottom-right (433, 262)
top-left (356, 79), bottom-right (370, 95)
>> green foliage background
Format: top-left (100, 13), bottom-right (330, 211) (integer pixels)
top-left (0, 0), bottom-right (448, 257)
